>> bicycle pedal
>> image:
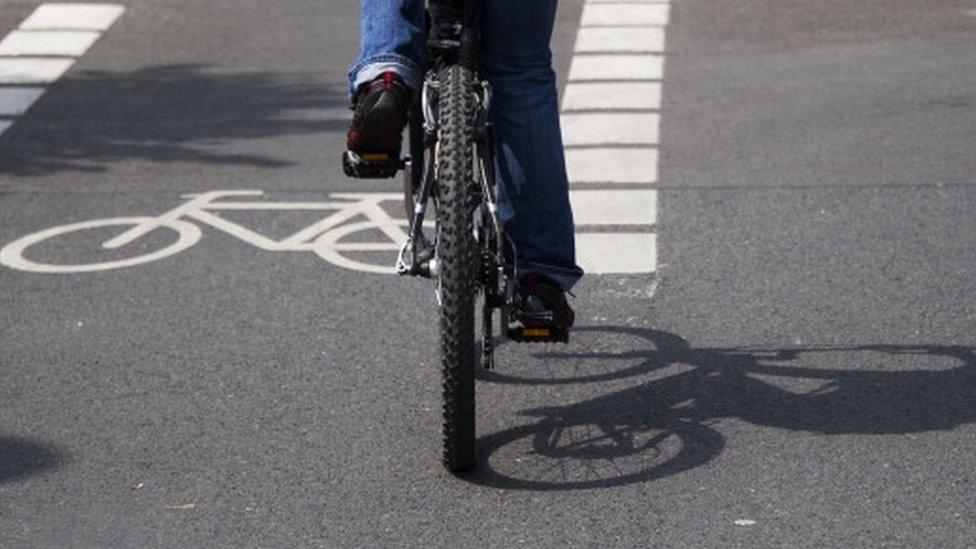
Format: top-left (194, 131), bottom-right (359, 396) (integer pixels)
top-left (507, 326), bottom-right (569, 344)
top-left (342, 150), bottom-right (403, 179)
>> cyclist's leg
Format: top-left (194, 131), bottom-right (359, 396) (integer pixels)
top-left (347, 0), bottom-right (426, 97)
top-left (481, 0), bottom-right (584, 293)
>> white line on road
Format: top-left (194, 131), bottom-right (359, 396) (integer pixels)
top-left (570, 190), bottom-right (658, 226)
top-left (562, 81), bottom-right (661, 111)
top-left (565, 148), bottom-right (658, 184)
top-left (566, 0), bottom-right (670, 276)
top-left (561, 113), bottom-right (659, 146)
top-left (575, 27), bottom-right (665, 53)
top-left (0, 87), bottom-right (47, 116)
top-left (0, 3), bottom-right (125, 143)
top-left (0, 30), bottom-right (101, 57)
top-left (576, 233), bottom-right (658, 274)
top-left (0, 58), bottom-right (75, 84)
top-left (581, 4), bottom-right (670, 27)
top-left (569, 54), bottom-right (663, 82)
top-left (20, 3), bottom-right (126, 31)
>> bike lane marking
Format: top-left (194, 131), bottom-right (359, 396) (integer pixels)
top-left (0, 3), bottom-right (125, 140)
top-left (562, 0), bottom-right (669, 275)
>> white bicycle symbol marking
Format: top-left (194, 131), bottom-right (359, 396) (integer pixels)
top-left (0, 190), bottom-right (427, 274)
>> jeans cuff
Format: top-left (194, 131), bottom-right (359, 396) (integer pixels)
top-left (348, 54), bottom-right (422, 100)
top-left (518, 260), bottom-right (585, 292)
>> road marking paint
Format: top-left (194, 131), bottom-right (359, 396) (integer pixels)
top-left (569, 54), bottom-right (663, 82)
top-left (561, 113), bottom-right (659, 146)
top-left (0, 4), bottom-right (125, 141)
top-left (581, 4), bottom-right (670, 27)
top-left (570, 190), bottom-right (657, 226)
top-left (0, 58), bottom-right (75, 84)
top-left (575, 27), bottom-right (664, 53)
top-left (0, 191), bottom-right (420, 275)
top-left (576, 233), bottom-right (657, 274)
top-left (562, 81), bottom-right (661, 111)
top-left (0, 119), bottom-right (12, 138)
top-left (20, 3), bottom-right (126, 31)
top-left (0, 87), bottom-right (47, 116)
top-left (565, 0), bottom-right (670, 276)
top-left (588, 0), bottom-right (667, 3)
top-left (0, 30), bottom-right (101, 57)
top-left (566, 148), bottom-right (658, 184)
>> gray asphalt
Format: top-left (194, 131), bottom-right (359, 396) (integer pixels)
top-left (2, 0), bottom-right (975, 546)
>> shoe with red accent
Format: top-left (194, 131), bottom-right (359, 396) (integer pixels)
top-left (514, 273), bottom-right (575, 330)
top-left (342, 71), bottom-right (411, 179)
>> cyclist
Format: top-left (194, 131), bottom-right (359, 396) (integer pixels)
top-left (346, 0), bottom-right (582, 330)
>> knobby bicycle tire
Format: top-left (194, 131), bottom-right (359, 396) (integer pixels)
top-left (435, 65), bottom-right (479, 474)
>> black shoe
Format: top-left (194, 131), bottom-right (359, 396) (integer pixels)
top-left (346, 71), bottom-right (411, 161)
top-left (515, 273), bottom-right (575, 330)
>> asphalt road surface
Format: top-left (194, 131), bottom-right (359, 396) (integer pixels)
top-left (2, 0), bottom-right (976, 546)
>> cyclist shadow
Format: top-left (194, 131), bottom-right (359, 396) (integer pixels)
top-left (469, 326), bottom-right (976, 490)
top-left (0, 435), bottom-right (64, 486)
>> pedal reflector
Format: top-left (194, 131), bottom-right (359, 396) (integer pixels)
top-left (507, 326), bottom-right (569, 344)
top-left (361, 153), bottom-right (390, 161)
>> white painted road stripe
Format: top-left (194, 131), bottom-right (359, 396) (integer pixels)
top-left (576, 233), bottom-right (657, 274)
top-left (561, 112), bottom-right (659, 146)
top-left (569, 54), bottom-right (663, 82)
top-left (566, 0), bottom-right (670, 275)
top-left (0, 30), bottom-right (101, 57)
top-left (20, 3), bottom-right (126, 31)
top-left (570, 190), bottom-right (657, 226)
top-left (0, 4), bottom-right (125, 141)
top-left (0, 87), bottom-right (47, 116)
top-left (566, 148), bottom-right (658, 184)
top-left (575, 27), bottom-right (665, 53)
top-left (581, 4), bottom-right (670, 27)
top-left (562, 81), bottom-right (661, 111)
top-left (0, 58), bottom-right (75, 84)
top-left (588, 0), bottom-right (667, 3)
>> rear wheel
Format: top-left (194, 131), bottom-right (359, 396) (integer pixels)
top-left (435, 65), bottom-right (479, 474)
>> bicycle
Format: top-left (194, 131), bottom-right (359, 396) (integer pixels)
top-left (342, 0), bottom-right (568, 474)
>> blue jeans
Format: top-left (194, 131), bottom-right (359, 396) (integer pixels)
top-left (349, 0), bottom-right (584, 291)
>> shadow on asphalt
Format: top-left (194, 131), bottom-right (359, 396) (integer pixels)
top-left (0, 435), bottom-right (64, 485)
top-left (0, 64), bottom-right (348, 176)
top-left (469, 326), bottom-right (976, 490)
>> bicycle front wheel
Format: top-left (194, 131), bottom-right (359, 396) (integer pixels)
top-left (435, 65), bottom-right (479, 474)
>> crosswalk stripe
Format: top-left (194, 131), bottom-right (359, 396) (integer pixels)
top-left (562, 81), bottom-right (661, 111)
top-left (0, 4), bottom-right (125, 142)
top-left (0, 30), bottom-right (101, 57)
top-left (576, 233), bottom-right (657, 274)
top-left (20, 3), bottom-right (126, 31)
top-left (566, 148), bottom-right (658, 184)
top-left (570, 190), bottom-right (657, 226)
top-left (0, 58), bottom-right (75, 84)
top-left (581, 4), bottom-right (670, 27)
top-left (0, 87), bottom-right (46, 116)
top-left (575, 27), bottom-right (665, 53)
top-left (587, 0), bottom-right (668, 3)
top-left (569, 54), bottom-right (663, 82)
top-left (566, 0), bottom-right (670, 276)
top-left (561, 113), bottom-right (659, 146)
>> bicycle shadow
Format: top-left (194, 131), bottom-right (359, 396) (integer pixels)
top-left (0, 64), bottom-right (348, 177)
top-left (0, 435), bottom-right (65, 485)
top-left (468, 326), bottom-right (976, 490)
